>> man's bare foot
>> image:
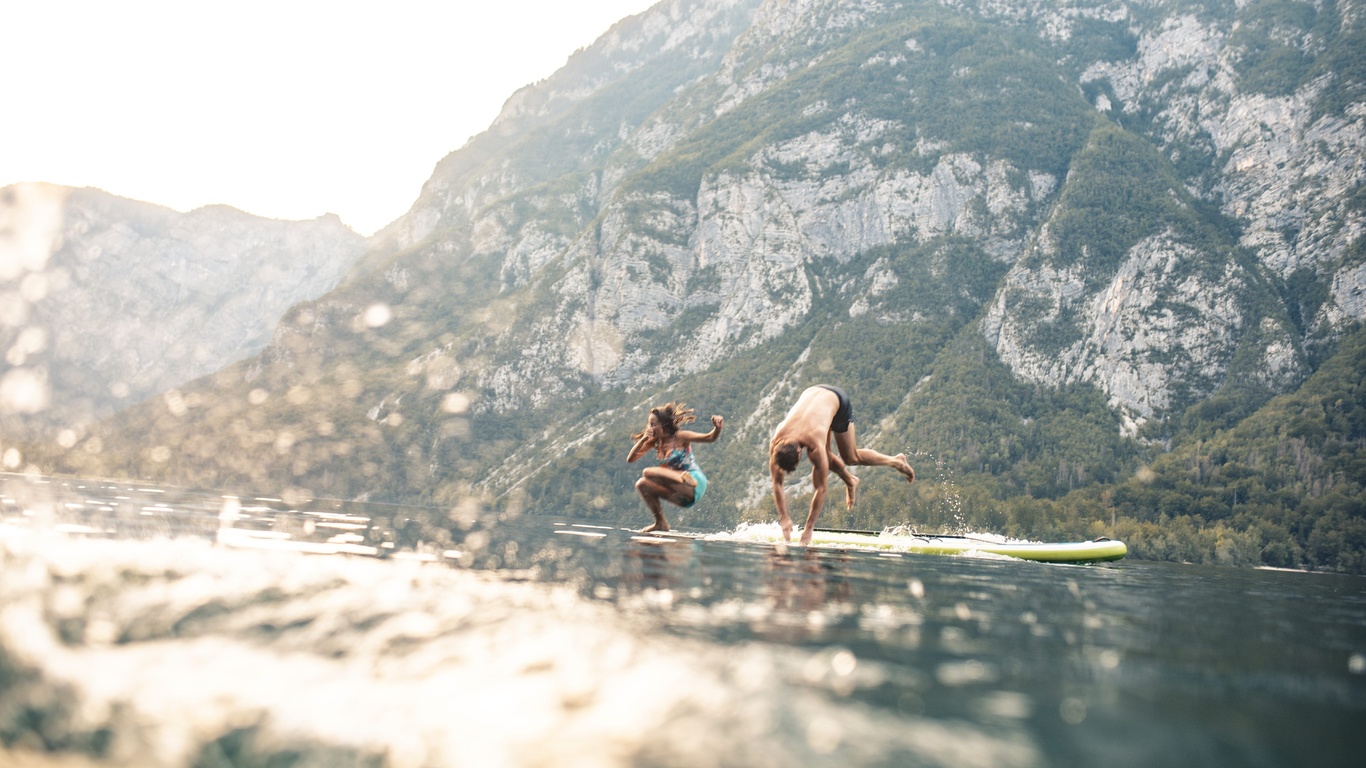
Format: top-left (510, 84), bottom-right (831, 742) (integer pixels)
top-left (894, 454), bottom-right (915, 482)
top-left (845, 473), bottom-right (859, 509)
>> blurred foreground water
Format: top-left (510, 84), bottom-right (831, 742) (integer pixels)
top-left (1, 474), bottom-right (1364, 767)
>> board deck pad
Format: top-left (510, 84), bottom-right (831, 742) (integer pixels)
top-left (639, 524), bottom-right (1127, 563)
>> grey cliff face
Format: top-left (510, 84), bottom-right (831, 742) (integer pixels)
top-left (38, 0), bottom-right (1358, 468)
top-left (468, 141), bottom-right (1050, 411)
top-left (376, 0), bottom-right (768, 256)
top-left (1073, 7), bottom-right (1365, 324)
top-left (983, 228), bottom-right (1299, 435)
top-left (363, 0), bottom-right (1362, 430)
top-left (0, 183), bottom-right (367, 433)
top-left (975, 0), bottom-right (1363, 432)
top-left (344, 0), bottom-right (1366, 447)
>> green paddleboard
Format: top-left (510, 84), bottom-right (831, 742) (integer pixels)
top-left (782, 528), bottom-right (1127, 563)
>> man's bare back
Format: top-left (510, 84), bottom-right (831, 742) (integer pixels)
top-left (769, 385), bottom-right (914, 545)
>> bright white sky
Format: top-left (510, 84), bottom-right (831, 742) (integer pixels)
top-left (1, 0), bottom-right (661, 236)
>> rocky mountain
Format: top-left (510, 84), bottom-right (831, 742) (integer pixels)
top-left (43, 0), bottom-right (1366, 570)
top-left (0, 183), bottom-right (367, 437)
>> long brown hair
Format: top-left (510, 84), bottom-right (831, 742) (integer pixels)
top-left (631, 401), bottom-right (696, 441)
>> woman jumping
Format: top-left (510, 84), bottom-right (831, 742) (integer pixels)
top-left (627, 401), bottom-right (723, 533)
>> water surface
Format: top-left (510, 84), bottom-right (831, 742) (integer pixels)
top-left (1, 475), bottom-right (1362, 767)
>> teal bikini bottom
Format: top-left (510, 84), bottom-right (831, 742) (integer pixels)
top-left (682, 469), bottom-right (707, 507)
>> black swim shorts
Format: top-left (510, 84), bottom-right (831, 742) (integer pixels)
top-left (815, 384), bottom-right (853, 433)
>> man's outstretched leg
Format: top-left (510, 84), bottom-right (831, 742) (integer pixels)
top-left (833, 424), bottom-right (915, 482)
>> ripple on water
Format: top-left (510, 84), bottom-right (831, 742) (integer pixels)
top-left (0, 529), bottom-right (1042, 767)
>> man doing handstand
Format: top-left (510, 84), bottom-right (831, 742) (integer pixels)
top-left (769, 385), bottom-right (915, 545)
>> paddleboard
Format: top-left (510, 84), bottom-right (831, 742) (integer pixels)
top-left (752, 527), bottom-right (1127, 563)
top-left (566, 523), bottom-right (1126, 563)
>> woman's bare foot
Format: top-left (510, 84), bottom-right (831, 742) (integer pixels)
top-left (638, 520), bottom-right (671, 533)
top-left (844, 473), bottom-right (859, 509)
top-left (894, 454), bottom-right (915, 482)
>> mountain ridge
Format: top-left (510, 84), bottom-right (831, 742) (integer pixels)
top-left (0, 182), bottom-right (368, 438)
top-left (19, 0), bottom-right (1366, 572)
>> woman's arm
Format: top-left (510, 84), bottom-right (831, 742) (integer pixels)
top-left (627, 429), bottom-right (656, 462)
top-left (677, 415), bottom-right (724, 444)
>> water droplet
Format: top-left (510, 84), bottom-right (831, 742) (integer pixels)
top-left (0, 368), bottom-right (49, 413)
top-left (831, 649), bottom-right (857, 676)
top-left (163, 390), bottom-right (188, 416)
top-left (16, 326), bottom-right (46, 354)
top-left (363, 303), bottom-right (392, 328)
top-left (936, 659), bottom-right (994, 686)
top-left (1060, 697), bottom-right (1087, 724)
top-left (977, 691), bottom-right (1033, 719)
top-left (441, 392), bottom-right (471, 414)
top-left (897, 692), bottom-right (925, 715)
top-left (19, 272), bottom-right (49, 302)
top-left (806, 715), bottom-right (843, 754)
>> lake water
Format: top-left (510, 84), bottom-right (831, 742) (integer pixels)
top-left (1, 474), bottom-right (1363, 767)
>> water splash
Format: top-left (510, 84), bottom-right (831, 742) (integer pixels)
top-left (905, 450), bottom-right (964, 532)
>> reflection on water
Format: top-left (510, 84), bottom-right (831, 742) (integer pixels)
top-left (2, 474), bottom-right (1364, 767)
